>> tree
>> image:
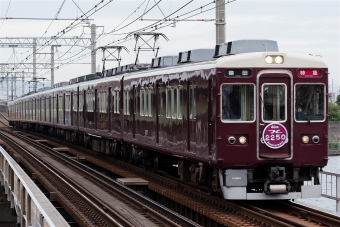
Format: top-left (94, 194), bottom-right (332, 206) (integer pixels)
top-left (336, 95), bottom-right (340, 106)
top-left (329, 102), bottom-right (340, 121)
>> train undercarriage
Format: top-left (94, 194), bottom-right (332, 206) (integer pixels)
top-left (13, 121), bottom-right (322, 200)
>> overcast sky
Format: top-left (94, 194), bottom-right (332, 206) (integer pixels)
top-left (0, 0), bottom-right (339, 94)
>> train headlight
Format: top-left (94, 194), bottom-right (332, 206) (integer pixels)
top-left (265, 55), bottom-right (284, 64)
top-left (228, 136), bottom-right (236, 144)
top-left (302, 136), bottom-right (309, 144)
top-left (312, 136), bottom-right (320, 143)
top-left (239, 136), bottom-right (247, 145)
top-left (275, 56), bottom-right (284, 64)
top-left (265, 56), bottom-right (273, 64)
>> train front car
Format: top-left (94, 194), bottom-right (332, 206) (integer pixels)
top-left (215, 41), bottom-right (328, 200)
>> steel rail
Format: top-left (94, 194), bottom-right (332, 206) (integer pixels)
top-left (1, 129), bottom-right (200, 227)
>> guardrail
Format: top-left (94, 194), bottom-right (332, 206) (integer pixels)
top-left (320, 170), bottom-right (340, 212)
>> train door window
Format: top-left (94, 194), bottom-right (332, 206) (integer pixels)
top-left (166, 86), bottom-right (171, 118)
top-left (124, 90), bottom-right (130, 115)
top-left (73, 93), bottom-right (78, 112)
top-left (114, 90), bottom-right (120, 113)
top-left (79, 93), bottom-right (83, 111)
top-left (46, 97), bottom-right (50, 122)
top-left (66, 95), bottom-right (71, 112)
top-left (140, 89), bottom-right (144, 116)
top-left (148, 88), bottom-right (152, 117)
top-left (221, 84), bottom-right (255, 122)
top-left (262, 84), bottom-right (286, 122)
top-left (178, 86), bottom-right (183, 119)
top-left (189, 83), bottom-right (196, 120)
top-left (134, 89), bottom-right (138, 114)
top-left (158, 86), bottom-right (163, 117)
top-left (101, 91), bottom-right (107, 113)
top-left (144, 89), bottom-right (149, 116)
top-left (295, 84), bottom-right (325, 122)
top-left (172, 87), bottom-right (177, 119)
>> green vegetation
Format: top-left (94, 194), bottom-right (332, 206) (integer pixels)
top-left (329, 102), bottom-right (340, 121)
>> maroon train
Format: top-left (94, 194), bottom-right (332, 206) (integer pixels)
top-left (8, 40), bottom-right (328, 200)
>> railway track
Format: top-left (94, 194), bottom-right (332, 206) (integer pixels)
top-left (239, 200), bottom-right (340, 227)
top-left (3, 128), bottom-right (340, 226)
top-left (0, 129), bottom-right (199, 227)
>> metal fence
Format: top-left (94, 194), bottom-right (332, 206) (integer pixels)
top-left (319, 170), bottom-right (340, 212)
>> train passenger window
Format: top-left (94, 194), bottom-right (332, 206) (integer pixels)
top-left (66, 95), bottom-right (71, 111)
top-left (73, 93), bottom-right (78, 111)
top-left (134, 89), bottom-right (138, 114)
top-left (189, 84), bottom-right (196, 120)
top-left (221, 84), bottom-right (255, 121)
top-left (262, 84), bottom-right (286, 122)
top-left (295, 84), bottom-right (325, 121)
top-left (145, 89), bottom-right (148, 116)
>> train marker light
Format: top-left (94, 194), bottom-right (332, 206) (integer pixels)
top-left (265, 56), bottom-right (273, 64)
top-left (239, 136), bottom-right (247, 145)
top-left (312, 136), bottom-right (320, 143)
top-left (228, 136), bottom-right (236, 144)
top-left (302, 136), bottom-right (309, 144)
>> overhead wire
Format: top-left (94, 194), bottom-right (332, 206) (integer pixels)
top-left (0, 0), bottom-right (12, 29)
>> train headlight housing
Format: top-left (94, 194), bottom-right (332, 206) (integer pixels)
top-left (265, 56), bottom-right (273, 64)
top-left (239, 136), bottom-right (247, 145)
top-left (312, 136), bottom-right (320, 143)
top-left (265, 55), bottom-right (284, 64)
top-left (302, 136), bottom-right (309, 144)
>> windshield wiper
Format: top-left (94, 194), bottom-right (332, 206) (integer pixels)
top-left (296, 103), bottom-right (311, 125)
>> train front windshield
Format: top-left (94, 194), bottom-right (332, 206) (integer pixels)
top-left (221, 84), bottom-right (255, 121)
top-left (295, 84), bottom-right (325, 121)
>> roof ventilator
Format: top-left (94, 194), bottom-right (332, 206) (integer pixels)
top-left (214, 40), bottom-right (279, 58)
top-left (177, 49), bottom-right (215, 63)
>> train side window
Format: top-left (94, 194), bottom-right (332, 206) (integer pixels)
top-left (140, 89), bottom-right (144, 116)
top-left (113, 90), bottom-right (120, 114)
top-left (134, 88), bottom-right (138, 115)
top-left (79, 93), bottom-right (83, 111)
top-left (166, 86), bottom-right (171, 118)
top-left (221, 84), bottom-right (255, 122)
top-left (73, 93), bottom-right (78, 111)
top-left (144, 89), bottom-right (149, 116)
top-left (295, 84), bottom-right (325, 122)
top-left (103, 91), bottom-right (107, 113)
top-left (172, 87), bottom-right (177, 119)
top-left (158, 86), bottom-right (163, 117)
top-left (124, 90), bottom-right (130, 115)
top-left (178, 86), bottom-right (183, 119)
top-left (189, 83), bottom-right (196, 120)
top-left (148, 88), bottom-right (152, 117)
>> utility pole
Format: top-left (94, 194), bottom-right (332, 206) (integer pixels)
top-left (91, 24), bottom-right (96, 73)
top-left (216, 0), bottom-right (226, 44)
top-left (33, 38), bottom-right (37, 92)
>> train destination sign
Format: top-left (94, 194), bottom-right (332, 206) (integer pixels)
top-left (262, 123), bottom-right (288, 149)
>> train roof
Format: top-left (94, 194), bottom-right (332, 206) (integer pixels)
top-left (9, 51), bottom-right (328, 104)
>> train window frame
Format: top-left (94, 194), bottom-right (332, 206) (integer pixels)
top-left (221, 83), bottom-right (255, 123)
top-left (294, 83), bottom-right (326, 122)
top-left (261, 83), bottom-right (287, 123)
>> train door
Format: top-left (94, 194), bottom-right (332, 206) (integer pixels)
top-left (132, 86), bottom-right (136, 138)
top-left (108, 87), bottom-right (112, 132)
top-left (208, 79), bottom-right (213, 155)
top-left (95, 89), bottom-right (98, 130)
top-left (187, 81), bottom-right (197, 152)
top-left (258, 71), bottom-right (292, 159)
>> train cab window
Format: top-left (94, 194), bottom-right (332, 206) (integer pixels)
top-left (262, 84), bottom-right (286, 122)
top-left (295, 84), bottom-right (325, 121)
top-left (221, 84), bottom-right (255, 121)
